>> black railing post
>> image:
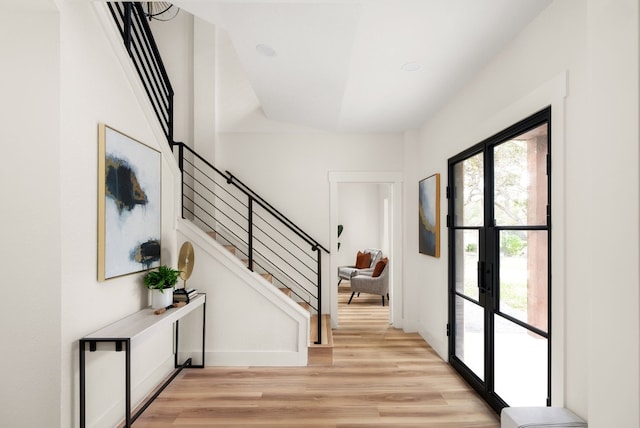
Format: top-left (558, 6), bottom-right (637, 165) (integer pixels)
top-left (123, 2), bottom-right (132, 55)
top-left (315, 247), bottom-right (322, 345)
top-left (248, 197), bottom-right (254, 271)
top-left (178, 143), bottom-right (184, 218)
top-left (177, 142), bottom-right (184, 172)
top-left (168, 91), bottom-right (174, 146)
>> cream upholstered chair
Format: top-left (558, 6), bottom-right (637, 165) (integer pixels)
top-left (348, 260), bottom-right (389, 306)
top-left (337, 248), bottom-right (382, 285)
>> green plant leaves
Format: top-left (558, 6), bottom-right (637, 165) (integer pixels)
top-left (143, 265), bottom-right (181, 291)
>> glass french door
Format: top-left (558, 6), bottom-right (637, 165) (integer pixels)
top-left (448, 108), bottom-right (551, 412)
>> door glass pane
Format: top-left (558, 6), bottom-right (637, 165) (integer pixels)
top-left (454, 296), bottom-right (484, 380)
top-left (453, 153), bottom-right (484, 227)
top-left (493, 123), bottom-right (548, 227)
top-left (494, 315), bottom-right (548, 406)
top-left (499, 230), bottom-right (548, 333)
top-left (455, 229), bottom-right (480, 301)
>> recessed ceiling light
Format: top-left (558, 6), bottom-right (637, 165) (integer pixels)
top-left (256, 44), bottom-right (276, 57)
top-left (401, 62), bottom-right (422, 72)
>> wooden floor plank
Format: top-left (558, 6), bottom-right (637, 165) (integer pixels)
top-left (132, 283), bottom-right (499, 427)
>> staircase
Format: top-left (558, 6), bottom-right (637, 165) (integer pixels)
top-left (106, 1), bottom-right (332, 364)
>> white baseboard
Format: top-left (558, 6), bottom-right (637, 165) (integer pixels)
top-left (418, 327), bottom-right (447, 361)
top-left (202, 350), bottom-right (308, 367)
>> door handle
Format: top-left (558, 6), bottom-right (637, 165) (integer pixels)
top-left (478, 261), bottom-right (492, 294)
top-left (478, 261), bottom-right (486, 293)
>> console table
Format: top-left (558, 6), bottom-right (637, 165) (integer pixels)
top-left (79, 293), bottom-right (206, 428)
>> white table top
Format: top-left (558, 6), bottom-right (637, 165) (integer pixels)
top-left (82, 294), bottom-right (205, 345)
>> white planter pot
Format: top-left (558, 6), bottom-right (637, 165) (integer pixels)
top-left (151, 288), bottom-right (174, 309)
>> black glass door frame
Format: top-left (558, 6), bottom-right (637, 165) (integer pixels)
top-left (447, 107), bottom-right (552, 413)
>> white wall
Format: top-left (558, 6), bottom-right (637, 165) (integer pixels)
top-left (150, 10), bottom-right (194, 146)
top-left (210, 22), bottom-right (404, 318)
top-left (0, 5), bottom-right (61, 427)
top-left (0, 2), bottom-right (186, 426)
top-left (150, 13), bottom-right (217, 162)
top-left (338, 183), bottom-right (382, 266)
top-left (58, 2), bottom-right (182, 427)
top-left (585, 0), bottom-right (639, 426)
top-left (405, 0), bottom-right (639, 425)
top-left (193, 17), bottom-right (217, 162)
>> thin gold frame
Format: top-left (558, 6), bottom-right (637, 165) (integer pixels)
top-left (418, 173), bottom-right (440, 258)
top-left (98, 123), bottom-right (161, 280)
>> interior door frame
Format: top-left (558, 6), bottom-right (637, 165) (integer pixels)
top-left (329, 171), bottom-right (403, 329)
top-left (447, 107), bottom-right (552, 412)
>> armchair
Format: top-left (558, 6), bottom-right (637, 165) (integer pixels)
top-left (349, 260), bottom-right (389, 306)
top-left (337, 248), bottom-right (382, 285)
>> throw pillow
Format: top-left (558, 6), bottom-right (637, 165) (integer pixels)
top-left (355, 251), bottom-right (371, 269)
top-left (372, 258), bottom-right (388, 277)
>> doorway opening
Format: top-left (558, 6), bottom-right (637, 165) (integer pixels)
top-left (336, 182), bottom-right (391, 322)
top-left (329, 171), bottom-right (403, 330)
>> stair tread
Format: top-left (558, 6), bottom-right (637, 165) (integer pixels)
top-left (278, 287), bottom-right (291, 296)
top-left (298, 301), bottom-right (311, 311)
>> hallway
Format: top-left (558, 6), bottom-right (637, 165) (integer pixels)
top-left (132, 284), bottom-right (499, 427)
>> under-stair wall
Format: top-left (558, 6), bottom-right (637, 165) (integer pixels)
top-left (177, 219), bottom-right (310, 366)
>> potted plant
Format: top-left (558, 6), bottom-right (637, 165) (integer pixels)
top-left (143, 265), bottom-right (181, 309)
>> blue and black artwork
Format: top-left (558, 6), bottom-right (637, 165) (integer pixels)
top-left (101, 125), bottom-right (161, 280)
top-left (418, 175), bottom-right (439, 257)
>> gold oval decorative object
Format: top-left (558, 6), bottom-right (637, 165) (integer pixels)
top-left (177, 241), bottom-right (194, 287)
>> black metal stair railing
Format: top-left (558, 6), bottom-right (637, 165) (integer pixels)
top-left (175, 143), bottom-right (329, 344)
top-left (106, 2), bottom-right (329, 344)
top-left (107, 2), bottom-right (174, 144)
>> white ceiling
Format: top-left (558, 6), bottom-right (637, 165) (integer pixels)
top-left (170, 0), bottom-right (552, 133)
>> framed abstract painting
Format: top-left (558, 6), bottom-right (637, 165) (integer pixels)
top-left (98, 124), bottom-right (161, 280)
top-left (419, 173), bottom-right (440, 257)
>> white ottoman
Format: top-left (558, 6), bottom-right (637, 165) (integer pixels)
top-left (501, 407), bottom-right (587, 428)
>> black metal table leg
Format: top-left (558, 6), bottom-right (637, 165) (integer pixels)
top-left (79, 340), bottom-right (86, 428)
top-left (201, 300), bottom-right (206, 366)
top-left (125, 339), bottom-right (131, 427)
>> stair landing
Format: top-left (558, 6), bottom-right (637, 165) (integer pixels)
top-left (308, 314), bottom-right (333, 366)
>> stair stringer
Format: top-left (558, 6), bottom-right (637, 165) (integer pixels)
top-left (177, 218), bottom-right (310, 366)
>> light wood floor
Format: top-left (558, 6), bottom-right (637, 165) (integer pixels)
top-left (133, 283), bottom-right (500, 427)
